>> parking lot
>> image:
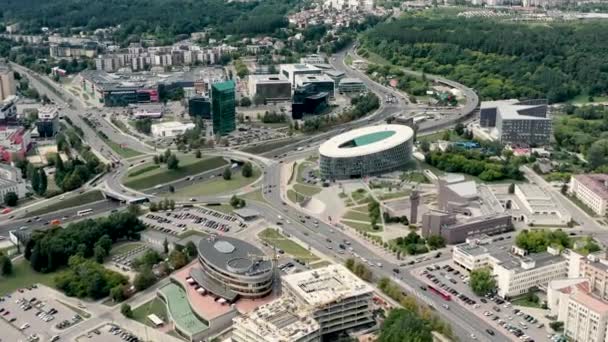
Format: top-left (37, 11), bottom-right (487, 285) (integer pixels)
top-left (0, 285), bottom-right (84, 342)
top-left (415, 261), bottom-right (549, 342)
top-left (140, 206), bottom-right (245, 235)
top-left (77, 324), bottom-right (141, 342)
top-left (111, 244), bottom-right (151, 272)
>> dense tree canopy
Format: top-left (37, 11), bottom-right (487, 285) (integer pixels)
top-left (2, 0), bottom-right (298, 43)
top-left (469, 268), bottom-right (497, 296)
top-left (362, 14), bottom-right (608, 102)
top-left (378, 309), bottom-right (433, 342)
top-left (515, 229), bottom-right (571, 253)
top-left (25, 211), bottom-right (145, 273)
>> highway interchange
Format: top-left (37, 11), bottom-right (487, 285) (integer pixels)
top-left (0, 47), bottom-right (509, 341)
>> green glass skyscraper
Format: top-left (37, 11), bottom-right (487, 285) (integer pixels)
top-left (211, 80), bottom-right (236, 136)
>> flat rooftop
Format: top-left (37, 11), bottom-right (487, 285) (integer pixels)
top-left (249, 74), bottom-right (290, 84)
top-left (573, 174), bottom-right (608, 201)
top-left (283, 264), bottom-right (373, 307)
top-left (197, 235), bottom-right (272, 276)
top-left (233, 297), bottom-right (319, 342)
top-left (494, 250), bottom-right (564, 272)
top-left (481, 99), bottom-right (549, 121)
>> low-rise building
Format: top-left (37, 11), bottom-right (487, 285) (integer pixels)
top-left (295, 74), bottom-right (335, 98)
top-left (569, 174), bottom-right (608, 216)
top-left (453, 241), bottom-right (580, 298)
top-left (0, 65), bottom-right (16, 102)
top-left (0, 163), bottom-right (26, 199)
top-left (338, 78), bottom-right (366, 93)
top-left (247, 75), bottom-right (291, 103)
top-left (151, 121), bottom-right (195, 138)
top-left (130, 104), bottom-right (164, 119)
top-left (279, 64), bottom-right (322, 86)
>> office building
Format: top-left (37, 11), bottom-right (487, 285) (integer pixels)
top-left (0, 96), bottom-right (17, 123)
top-left (0, 163), bottom-right (26, 199)
top-left (283, 264), bottom-right (375, 336)
top-left (188, 96), bottom-right (212, 119)
top-left (479, 99), bottom-right (551, 146)
top-left (193, 235), bottom-right (274, 300)
top-left (247, 75), bottom-right (291, 103)
top-left (151, 122), bottom-right (195, 138)
top-left (569, 174), bottom-right (608, 216)
top-left (0, 65), bottom-right (16, 102)
top-left (232, 297), bottom-right (321, 342)
top-left (580, 253), bottom-right (608, 300)
top-left (300, 54), bottom-right (325, 65)
top-left (295, 74), bottom-right (335, 98)
top-left (421, 176), bottom-right (512, 244)
top-left (130, 104), bottom-right (164, 119)
top-left (49, 42), bottom-right (98, 59)
top-left (511, 183), bottom-right (571, 226)
top-left (279, 64), bottom-right (321, 86)
top-left (211, 80), bottom-right (236, 136)
top-left (291, 84), bottom-right (329, 120)
top-left (548, 278), bottom-right (608, 342)
top-left (338, 78), bottom-right (366, 93)
top-left (36, 106), bottom-right (60, 138)
top-left (453, 240), bottom-right (571, 298)
top-left (319, 124), bottom-right (414, 180)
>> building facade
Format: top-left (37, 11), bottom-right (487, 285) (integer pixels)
top-left (0, 66), bottom-right (16, 102)
top-left (151, 122), bottom-right (195, 138)
top-left (480, 99), bottom-right (551, 146)
top-left (319, 125), bottom-right (413, 180)
top-left (570, 174), bottom-right (608, 216)
top-left (36, 106), bottom-right (60, 138)
top-left (247, 75), bottom-right (291, 103)
top-left (422, 211), bottom-right (513, 245)
top-left (188, 96), bottom-right (212, 119)
top-left (211, 80), bottom-right (236, 136)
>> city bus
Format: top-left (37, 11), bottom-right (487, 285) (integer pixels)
top-left (76, 209), bottom-right (93, 217)
top-left (428, 285), bottom-right (451, 301)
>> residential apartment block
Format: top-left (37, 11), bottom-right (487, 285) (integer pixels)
top-left (569, 174), bottom-right (608, 216)
top-left (0, 65), bottom-right (16, 102)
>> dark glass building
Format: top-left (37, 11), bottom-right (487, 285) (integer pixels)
top-left (188, 96), bottom-right (212, 119)
top-left (291, 84), bottom-right (329, 120)
top-left (211, 80), bottom-right (236, 136)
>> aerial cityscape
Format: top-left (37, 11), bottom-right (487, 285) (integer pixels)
top-left (1, 0), bottom-right (608, 342)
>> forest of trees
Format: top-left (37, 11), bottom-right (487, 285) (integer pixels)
top-left (362, 15), bottom-right (608, 102)
top-left (1, 0), bottom-right (299, 44)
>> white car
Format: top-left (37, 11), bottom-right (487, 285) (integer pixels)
top-left (470, 334), bottom-right (477, 340)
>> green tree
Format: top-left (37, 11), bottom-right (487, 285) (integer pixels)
top-left (4, 192), bottom-right (18, 207)
top-left (378, 309), bottom-right (433, 342)
top-left (241, 162), bottom-right (253, 178)
top-left (38, 168), bottom-right (47, 195)
top-left (240, 97), bottom-right (252, 107)
top-left (163, 238), bottom-right (169, 254)
top-left (0, 255), bottom-right (13, 276)
top-left (134, 267), bottom-right (157, 291)
top-left (469, 267), bottom-right (497, 296)
top-left (169, 249), bottom-right (188, 269)
top-left (195, 149), bottom-right (202, 158)
top-left (166, 154), bottom-right (179, 170)
top-left (93, 245), bottom-right (107, 263)
top-left (110, 285), bottom-right (126, 302)
top-left (427, 235), bottom-right (446, 250)
top-left (223, 167), bottom-right (232, 180)
top-left (454, 123), bottom-right (465, 136)
top-left (185, 241), bottom-right (197, 259)
top-left (588, 139), bottom-right (608, 170)
top-left (121, 303), bottom-right (133, 318)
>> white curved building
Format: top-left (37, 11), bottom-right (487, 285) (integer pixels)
top-left (319, 124), bottom-right (414, 180)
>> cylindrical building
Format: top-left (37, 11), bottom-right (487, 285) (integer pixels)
top-left (319, 124), bottom-right (414, 180)
top-left (193, 236), bottom-right (274, 300)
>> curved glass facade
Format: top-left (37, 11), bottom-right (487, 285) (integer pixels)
top-left (320, 139), bottom-right (413, 180)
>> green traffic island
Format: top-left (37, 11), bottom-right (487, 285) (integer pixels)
top-left (258, 228), bottom-right (319, 262)
top-left (123, 154), bottom-right (228, 190)
top-left (168, 163), bottom-right (260, 198)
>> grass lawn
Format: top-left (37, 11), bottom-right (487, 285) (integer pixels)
top-left (292, 184), bottom-right (321, 197)
top-left (25, 190), bottom-right (105, 217)
top-left (242, 189), bottom-right (267, 203)
top-left (123, 156), bottom-right (227, 190)
top-left (111, 118), bottom-right (130, 134)
top-left (565, 194), bottom-right (598, 217)
top-left (287, 189), bottom-right (299, 203)
top-left (417, 130), bottom-right (461, 143)
top-left (338, 192), bottom-right (348, 199)
top-left (378, 191), bottom-right (410, 201)
top-left (178, 230), bottom-right (209, 239)
top-left (341, 219), bottom-right (383, 233)
top-left (512, 296), bottom-right (542, 309)
top-left (310, 260), bottom-right (332, 269)
top-left (109, 242), bottom-right (145, 257)
top-left (296, 162), bottom-right (315, 184)
top-left (0, 259), bottom-right (57, 295)
top-left (344, 198), bottom-right (354, 206)
top-left (132, 297), bottom-right (168, 327)
top-left (102, 138), bottom-right (142, 159)
top-left (259, 228), bottom-right (318, 262)
top-left (241, 138), bottom-right (305, 154)
top-left (402, 171), bottom-right (429, 184)
top-left (343, 210), bottom-right (371, 222)
top-left (170, 167), bottom-right (260, 197)
top-left (344, 54), bottom-right (353, 65)
top-left (351, 189), bottom-right (368, 202)
top-left (204, 204), bottom-right (234, 214)
top-left (568, 93), bottom-right (608, 105)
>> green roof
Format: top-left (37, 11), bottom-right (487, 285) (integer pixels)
top-left (212, 80), bottom-right (235, 92)
top-left (352, 131), bottom-right (396, 147)
top-left (159, 283), bottom-right (208, 335)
